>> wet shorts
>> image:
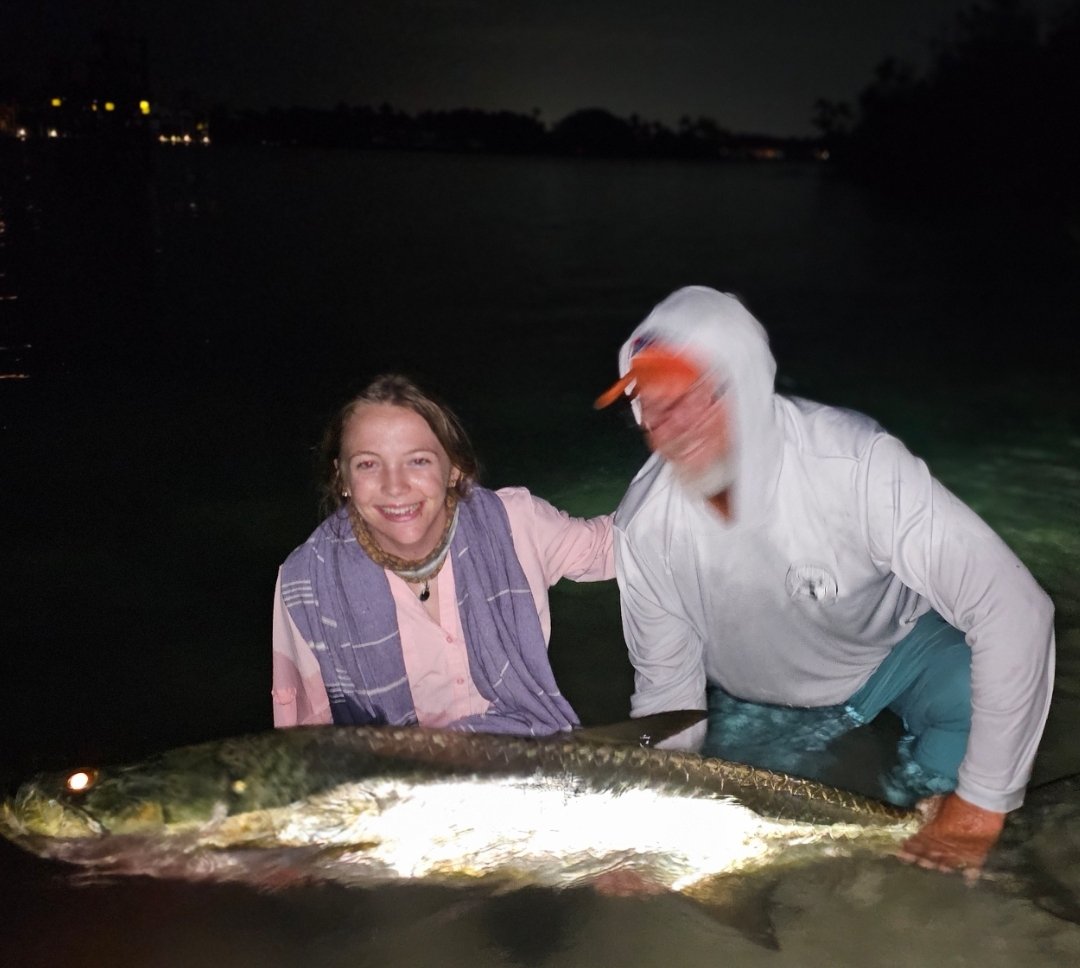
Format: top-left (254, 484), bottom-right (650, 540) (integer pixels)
top-left (704, 611), bottom-right (971, 798)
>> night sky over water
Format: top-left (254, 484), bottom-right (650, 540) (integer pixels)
top-left (4, 0), bottom-right (1071, 136)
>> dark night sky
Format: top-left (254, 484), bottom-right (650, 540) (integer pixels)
top-left (3, 0), bottom-right (1069, 136)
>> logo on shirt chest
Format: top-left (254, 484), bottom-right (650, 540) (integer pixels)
top-left (785, 561), bottom-right (838, 604)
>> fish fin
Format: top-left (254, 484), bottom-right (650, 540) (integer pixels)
top-left (586, 865), bottom-right (782, 950)
top-left (678, 875), bottom-right (783, 950)
top-left (574, 710), bottom-right (706, 747)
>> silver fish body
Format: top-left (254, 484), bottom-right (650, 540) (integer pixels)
top-left (0, 721), bottom-right (919, 901)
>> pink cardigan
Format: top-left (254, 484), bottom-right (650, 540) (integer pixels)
top-left (272, 487), bottom-right (613, 727)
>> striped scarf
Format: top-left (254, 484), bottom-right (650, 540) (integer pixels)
top-left (280, 486), bottom-right (579, 735)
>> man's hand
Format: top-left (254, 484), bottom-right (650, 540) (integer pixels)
top-left (898, 792), bottom-right (1006, 880)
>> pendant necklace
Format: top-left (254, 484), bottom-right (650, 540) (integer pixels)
top-left (416, 552), bottom-right (449, 602)
top-left (347, 498), bottom-right (459, 604)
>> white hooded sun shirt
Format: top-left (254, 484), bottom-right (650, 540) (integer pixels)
top-left (614, 286), bottom-right (1055, 813)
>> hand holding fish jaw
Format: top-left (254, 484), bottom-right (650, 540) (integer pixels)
top-left (897, 792), bottom-right (1006, 881)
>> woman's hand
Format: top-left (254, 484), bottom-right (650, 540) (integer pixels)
top-left (898, 792), bottom-right (1006, 881)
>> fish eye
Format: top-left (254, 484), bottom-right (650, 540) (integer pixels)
top-left (65, 770), bottom-right (98, 793)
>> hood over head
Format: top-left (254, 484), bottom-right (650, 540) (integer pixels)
top-left (606, 285), bottom-right (783, 522)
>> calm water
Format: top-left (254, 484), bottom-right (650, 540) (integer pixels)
top-left (1, 144), bottom-right (1079, 966)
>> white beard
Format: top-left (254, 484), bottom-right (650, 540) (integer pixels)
top-left (673, 455), bottom-right (736, 500)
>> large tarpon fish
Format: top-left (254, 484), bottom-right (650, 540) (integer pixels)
top-left (2, 713), bottom-right (1076, 945)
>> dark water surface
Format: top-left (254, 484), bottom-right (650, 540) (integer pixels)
top-left (1, 144), bottom-right (1079, 966)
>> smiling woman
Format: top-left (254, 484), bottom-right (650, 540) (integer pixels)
top-left (270, 374), bottom-right (615, 735)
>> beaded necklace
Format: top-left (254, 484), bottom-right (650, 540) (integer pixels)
top-left (347, 493), bottom-right (460, 602)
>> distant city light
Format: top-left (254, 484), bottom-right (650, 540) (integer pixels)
top-left (139, 100), bottom-right (151, 116)
top-left (50, 97), bottom-right (62, 107)
top-left (158, 131), bottom-right (211, 147)
top-left (16, 127), bottom-right (28, 141)
top-left (47, 128), bottom-right (59, 139)
top-left (104, 102), bottom-right (116, 112)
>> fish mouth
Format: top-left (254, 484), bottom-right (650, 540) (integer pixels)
top-left (1, 787), bottom-right (105, 841)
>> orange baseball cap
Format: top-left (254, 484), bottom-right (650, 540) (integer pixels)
top-left (594, 344), bottom-right (704, 409)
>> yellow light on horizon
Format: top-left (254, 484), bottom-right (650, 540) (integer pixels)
top-left (139, 100), bottom-right (151, 115)
top-left (50, 97), bottom-right (62, 107)
top-left (104, 101), bottom-right (115, 112)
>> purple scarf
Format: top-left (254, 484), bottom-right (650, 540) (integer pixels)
top-left (280, 486), bottom-right (579, 735)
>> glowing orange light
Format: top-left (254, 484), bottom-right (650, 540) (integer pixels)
top-left (104, 101), bottom-right (115, 112)
top-left (139, 100), bottom-right (151, 115)
top-left (50, 97), bottom-right (62, 107)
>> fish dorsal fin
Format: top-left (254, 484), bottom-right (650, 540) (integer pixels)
top-left (573, 710), bottom-right (706, 747)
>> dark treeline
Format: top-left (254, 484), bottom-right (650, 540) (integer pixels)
top-left (207, 103), bottom-right (822, 162)
top-left (815, 0), bottom-right (1080, 207)
top-left (8, 0), bottom-right (1078, 194)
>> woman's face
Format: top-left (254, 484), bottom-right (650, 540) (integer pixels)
top-left (339, 403), bottom-right (458, 561)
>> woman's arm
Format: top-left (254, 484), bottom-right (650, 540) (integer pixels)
top-left (497, 486), bottom-right (614, 584)
top-left (271, 569), bottom-right (333, 727)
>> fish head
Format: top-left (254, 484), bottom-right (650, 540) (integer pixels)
top-left (0, 739), bottom-right (279, 849)
top-left (1, 761), bottom-right (212, 845)
top-left (0, 729), bottom-right (389, 860)
top-left (2, 770), bottom-right (109, 841)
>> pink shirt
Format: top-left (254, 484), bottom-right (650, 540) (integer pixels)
top-left (271, 487), bottom-right (614, 727)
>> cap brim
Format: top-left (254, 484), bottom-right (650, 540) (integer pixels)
top-left (594, 373), bottom-right (635, 409)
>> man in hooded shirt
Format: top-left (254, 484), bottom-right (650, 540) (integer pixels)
top-left (596, 285), bottom-right (1055, 876)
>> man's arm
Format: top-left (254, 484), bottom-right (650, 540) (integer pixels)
top-left (863, 435), bottom-right (1055, 872)
top-left (616, 526), bottom-right (707, 749)
top-left (864, 435), bottom-right (1055, 812)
